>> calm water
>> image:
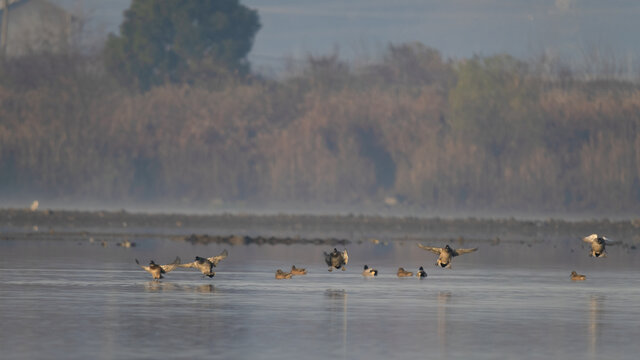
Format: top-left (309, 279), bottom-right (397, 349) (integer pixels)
top-left (1, 234), bottom-right (639, 359)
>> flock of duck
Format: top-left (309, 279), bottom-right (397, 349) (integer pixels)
top-left (135, 233), bottom-right (616, 281)
top-left (136, 249), bottom-right (228, 280)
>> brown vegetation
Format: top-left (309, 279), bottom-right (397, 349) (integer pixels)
top-left (1, 44), bottom-right (640, 212)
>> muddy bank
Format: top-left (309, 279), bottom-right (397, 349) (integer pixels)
top-left (1, 208), bottom-right (639, 244)
top-left (179, 234), bottom-right (349, 246)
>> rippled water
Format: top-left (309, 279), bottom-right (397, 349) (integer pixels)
top-left (1, 235), bottom-right (640, 359)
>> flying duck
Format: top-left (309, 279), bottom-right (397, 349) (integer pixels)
top-left (324, 248), bottom-right (348, 271)
top-left (582, 234), bottom-right (617, 258)
top-left (135, 256), bottom-right (181, 279)
top-left (417, 244), bottom-right (478, 269)
top-left (179, 249), bottom-right (228, 278)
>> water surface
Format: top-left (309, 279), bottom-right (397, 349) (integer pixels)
top-left (1, 236), bottom-right (639, 359)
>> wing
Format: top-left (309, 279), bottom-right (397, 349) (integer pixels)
top-left (208, 249), bottom-right (228, 266)
top-left (342, 249), bottom-right (348, 265)
top-left (417, 244), bottom-right (442, 254)
top-left (324, 252), bottom-right (332, 266)
top-left (452, 247), bottom-right (478, 256)
top-left (603, 237), bottom-right (620, 245)
top-left (582, 234), bottom-right (598, 244)
top-left (161, 257), bottom-right (181, 273)
top-left (135, 259), bottom-right (151, 272)
top-left (178, 261), bottom-right (197, 269)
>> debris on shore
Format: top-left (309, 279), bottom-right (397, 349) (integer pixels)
top-left (177, 233), bottom-right (350, 246)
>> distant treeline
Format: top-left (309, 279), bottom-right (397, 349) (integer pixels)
top-left (1, 43), bottom-right (639, 212)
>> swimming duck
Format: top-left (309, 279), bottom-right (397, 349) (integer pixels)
top-left (179, 249), bottom-right (228, 278)
top-left (416, 266), bottom-right (427, 278)
top-left (135, 256), bottom-right (181, 280)
top-left (275, 269), bottom-right (293, 279)
top-left (290, 265), bottom-right (307, 275)
top-left (362, 265), bottom-right (378, 277)
top-left (571, 271), bottom-right (586, 281)
top-left (397, 267), bottom-right (413, 277)
top-left (417, 244), bottom-right (478, 269)
top-left (582, 234), bottom-right (617, 258)
top-left (324, 248), bottom-right (348, 271)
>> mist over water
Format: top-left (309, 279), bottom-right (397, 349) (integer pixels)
top-left (3, 198), bottom-right (637, 223)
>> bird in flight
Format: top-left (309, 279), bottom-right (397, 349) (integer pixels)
top-left (324, 248), bottom-right (348, 271)
top-left (179, 249), bottom-right (229, 278)
top-left (582, 234), bottom-right (618, 258)
top-left (135, 257), bottom-right (181, 279)
top-left (417, 244), bottom-right (478, 269)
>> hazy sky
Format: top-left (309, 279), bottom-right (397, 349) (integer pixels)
top-left (52, 0), bottom-right (640, 72)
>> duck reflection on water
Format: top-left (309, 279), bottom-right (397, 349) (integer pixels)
top-left (143, 282), bottom-right (216, 293)
top-left (438, 291), bottom-right (452, 354)
top-left (589, 295), bottom-right (604, 358)
top-left (325, 289), bottom-right (347, 360)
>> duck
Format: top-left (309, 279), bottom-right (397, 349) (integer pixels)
top-left (290, 265), bottom-right (307, 275)
top-left (417, 244), bottom-right (478, 269)
top-left (275, 269), bottom-right (293, 279)
top-left (582, 234), bottom-right (617, 258)
top-left (570, 271), bottom-right (586, 281)
top-left (416, 266), bottom-right (427, 278)
top-left (179, 249), bottom-right (228, 278)
top-left (324, 248), bottom-right (348, 271)
top-left (362, 265), bottom-right (378, 277)
top-left (135, 257), bottom-right (181, 280)
top-left (397, 267), bottom-right (413, 277)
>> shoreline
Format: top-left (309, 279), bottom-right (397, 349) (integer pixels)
top-left (1, 208), bottom-right (639, 245)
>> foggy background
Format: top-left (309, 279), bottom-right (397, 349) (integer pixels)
top-left (1, 0), bottom-right (640, 217)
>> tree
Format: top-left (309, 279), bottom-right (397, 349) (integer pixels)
top-left (104, 0), bottom-right (260, 90)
